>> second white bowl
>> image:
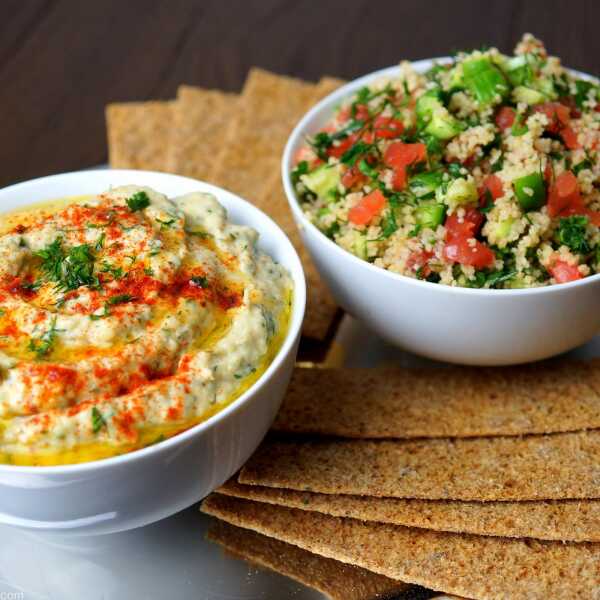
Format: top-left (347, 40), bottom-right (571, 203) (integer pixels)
top-left (282, 60), bottom-right (600, 366)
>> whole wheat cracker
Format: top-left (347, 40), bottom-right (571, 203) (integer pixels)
top-left (239, 431), bottom-right (600, 501)
top-left (207, 520), bottom-right (430, 600)
top-left (165, 86), bottom-right (238, 181)
top-left (105, 101), bottom-right (173, 171)
top-left (210, 67), bottom-right (317, 203)
top-left (202, 494), bottom-right (600, 600)
top-left (267, 75), bottom-right (345, 339)
top-left (273, 361), bottom-right (600, 438)
top-left (218, 478), bottom-right (600, 542)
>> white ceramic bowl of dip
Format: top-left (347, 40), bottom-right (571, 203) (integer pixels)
top-left (0, 169), bottom-right (305, 536)
top-left (282, 59), bottom-right (600, 366)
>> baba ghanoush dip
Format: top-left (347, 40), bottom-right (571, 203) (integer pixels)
top-left (0, 186), bottom-right (292, 466)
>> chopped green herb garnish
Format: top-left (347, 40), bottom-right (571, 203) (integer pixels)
top-left (126, 191), bottom-right (150, 212)
top-left (156, 217), bottom-right (176, 229)
top-left (91, 407), bottom-right (107, 433)
top-left (291, 161), bottom-right (309, 185)
top-left (107, 293), bottom-right (134, 306)
top-left (95, 232), bottom-right (106, 251)
top-left (556, 215), bottom-right (591, 254)
top-left (28, 317), bottom-right (61, 359)
top-left (35, 239), bottom-right (98, 292)
top-left (190, 276), bottom-right (209, 288)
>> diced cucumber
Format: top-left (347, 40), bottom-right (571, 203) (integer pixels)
top-left (448, 64), bottom-right (464, 89)
top-left (463, 57), bottom-right (509, 105)
top-left (493, 218), bottom-right (514, 243)
top-left (533, 77), bottom-right (557, 100)
top-left (416, 89), bottom-right (443, 125)
top-left (415, 203), bottom-right (446, 229)
top-left (353, 233), bottom-right (368, 259)
top-left (409, 171), bottom-right (445, 198)
top-left (512, 86), bottom-right (547, 105)
top-left (442, 177), bottom-right (478, 209)
top-left (513, 172), bottom-right (545, 211)
top-left (301, 165), bottom-right (340, 199)
top-left (425, 106), bottom-right (465, 140)
top-left (504, 55), bottom-right (533, 87)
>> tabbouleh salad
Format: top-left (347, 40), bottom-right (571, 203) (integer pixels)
top-left (292, 34), bottom-right (600, 288)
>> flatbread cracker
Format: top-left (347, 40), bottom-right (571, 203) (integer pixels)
top-left (202, 494), bottom-right (600, 600)
top-left (219, 479), bottom-right (600, 542)
top-left (165, 86), bottom-right (238, 181)
top-left (105, 101), bottom-right (173, 171)
top-left (210, 67), bottom-right (317, 202)
top-left (239, 431), bottom-right (600, 501)
top-left (207, 520), bottom-right (428, 600)
top-left (273, 361), bottom-right (600, 438)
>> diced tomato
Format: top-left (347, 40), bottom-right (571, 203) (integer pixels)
top-left (407, 250), bottom-right (434, 277)
top-left (354, 104), bottom-right (370, 122)
top-left (443, 239), bottom-right (496, 269)
top-left (348, 189), bottom-right (386, 226)
top-left (548, 259), bottom-right (582, 283)
top-left (585, 210), bottom-right (600, 227)
top-left (384, 142), bottom-right (427, 169)
top-left (442, 207), bottom-right (494, 269)
top-left (544, 161), bottom-right (553, 182)
top-left (479, 174), bottom-right (504, 202)
top-left (337, 107), bottom-right (351, 123)
top-left (534, 102), bottom-right (570, 134)
top-left (445, 208), bottom-right (485, 241)
top-left (341, 165), bottom-right (367, 189)
top-left (556, 170), bottom-right (579, 197)
top-left (361, 130), bottom-right (375, 144)
top-left (294, 146), bottom-right (318, 165)
top-left (373, 116), bottom-right (404, 139)
top-left (558, 96), bottom-right (581, 119)
top-left (547, 171), bottom-right (583, 217)
top-left (327, 133), bottom-right (358, 159)
top-left (560, 126), bottom-right (580, 150)
top-left (391, 165), bottom-right (407, 190)
top-left (495, 106), bottom-right (516, 131)
top-left (546, 171), bottom-right (600, 225)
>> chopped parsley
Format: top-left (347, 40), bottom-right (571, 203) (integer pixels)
top-left (190, 275), bottom-right (209, 288)
top-left (107, 293), bottom-right (134, 306)
top-left (291, 161), bottom-right (309, 185)
top-left (101, 261), bottom-right (124, 280)
top-left (156, 217), bottom-right (176, 229)
top-left (91, 407), bottom-right (107, 433)
top-left (28, 317), bottom-right (61, 359)
top-left (126, 191), bottom-right (150, 212)
top-left (556, 215), bottom-right (591, 254)
top-left (95, 232), bottom-right (106, 251)
top-left (35, 238), bottom-right (99, 292)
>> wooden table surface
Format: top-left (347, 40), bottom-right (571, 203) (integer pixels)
top-left (2, 0), bottom-right (598, 187)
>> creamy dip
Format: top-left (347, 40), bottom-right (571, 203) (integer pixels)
top-left (0, 185), bottom-right (292, 465)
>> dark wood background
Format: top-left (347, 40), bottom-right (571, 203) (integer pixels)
top-left (2, 0), bottom-right (598, 188)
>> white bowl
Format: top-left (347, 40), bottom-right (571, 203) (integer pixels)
top-left (0, 170), bottom-right (305, 535)
top-left (282, 59), bottom-right (600, 366)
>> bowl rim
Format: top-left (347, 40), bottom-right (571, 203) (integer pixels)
top-left (281, 57), bottom-right (600, 297)
top-left (0, 169), bottom-right (306, 473)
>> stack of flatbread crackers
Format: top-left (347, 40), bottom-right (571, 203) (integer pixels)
top-left (202, 361), bottom-right (600, 599)
top-left (105, 68), bottom-right (345, 344)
